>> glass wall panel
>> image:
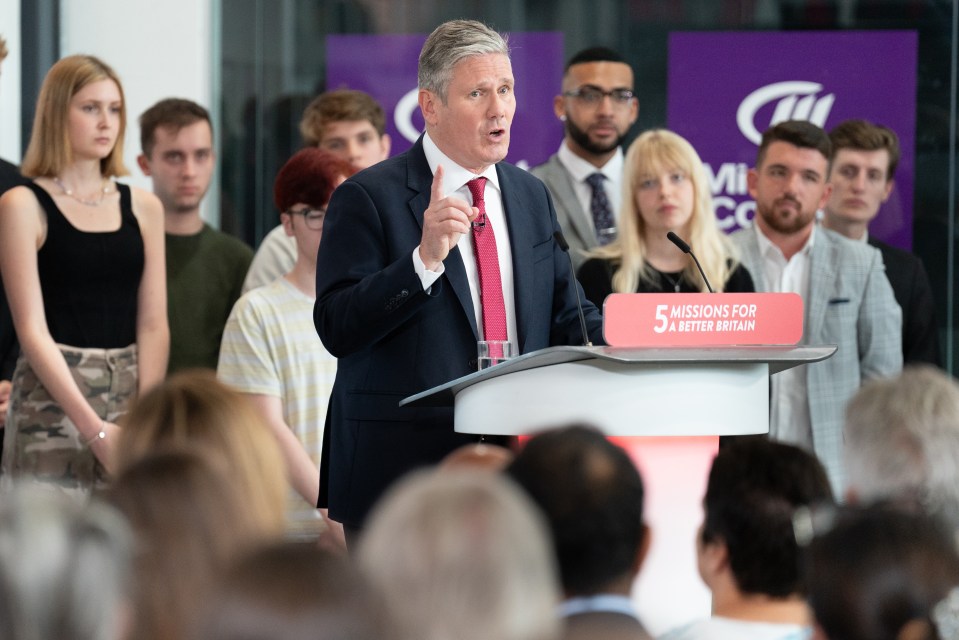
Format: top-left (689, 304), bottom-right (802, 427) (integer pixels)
top-left (220, 0), bottom-right (958, 369)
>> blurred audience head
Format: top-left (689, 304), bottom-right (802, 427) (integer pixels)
top-left (0, 484), bottom-right (132, 640)
top-left (700, 437), bottom-right (834, 599)
top-left (439, 442), bottom-right (514, 473)
top-left (506, 425), bottom-right (648, 596)
top-left (844, 365), bottom-right (959, 531)
top-left (801, 504), bottom-right (959, 640)
top-left (116, 369), bottom-right (287, 533)
top-left (358, 469), bottom-right (560, 640)
top-left (194, 542), bottom-right (389, 640)
top-left (107, 450), bottom-right (281, 640)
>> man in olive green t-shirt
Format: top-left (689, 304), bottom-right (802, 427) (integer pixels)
top-left (138, 98), bottom-right (252, 373)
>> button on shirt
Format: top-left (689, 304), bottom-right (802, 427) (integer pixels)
top-left (411, 132), bottom-right (518, 346)
top-left (755, 223), bottom-right (815, 452)
top-left (557, 142), bottom-right (624, 228)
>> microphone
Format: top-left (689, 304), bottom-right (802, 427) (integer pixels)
top-left (666, 231), bottom-right (714, 293)
top-left (553, 230), bottom-right (592, 346)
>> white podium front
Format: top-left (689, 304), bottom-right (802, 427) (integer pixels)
top-left (402, 344), bottom-right (835, 437)
top-left (401, 344), bottom-right (836, 635)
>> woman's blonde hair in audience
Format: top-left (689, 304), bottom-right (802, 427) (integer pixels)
top-left (21, 54), bottom-right (129, 178)
top-left (591, 129), bottom-right (738, 293)
top-left (108, 450), bottom-right (280, 640)
top-left (116, 369), bottom-right (286, 533)
top-left (359, 469), bottom-right (560, 640)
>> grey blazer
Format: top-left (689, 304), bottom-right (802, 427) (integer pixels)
top-left (730, 225), bottom-right (902, 491)
top-left (530, 154), bottom-right (597, 270)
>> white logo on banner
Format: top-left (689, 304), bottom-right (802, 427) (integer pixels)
top-left (395, 87), bottom-right (422, 144)
top-left (736, 81), bottom-right (835, 145)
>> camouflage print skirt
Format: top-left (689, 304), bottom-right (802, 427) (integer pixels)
top-left (0, 343), bottom-right (137, 500)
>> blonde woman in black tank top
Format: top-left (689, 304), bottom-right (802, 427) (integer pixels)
top-left (0, 55), bottom-right (167, 498)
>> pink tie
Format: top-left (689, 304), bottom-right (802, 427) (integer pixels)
top-left (467, 177), bottom-right (508, 351)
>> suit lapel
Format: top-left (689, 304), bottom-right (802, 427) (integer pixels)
top-left (544, 156), bottom-right (594, 248)
top-left (806, 231), bottom-right (837, 342)
top-left (740, 230), bottom-right (769, 292)
top-left (406, 138), bottom-right (478, 339)
top-left (497, 164), bottom-right (533, 353)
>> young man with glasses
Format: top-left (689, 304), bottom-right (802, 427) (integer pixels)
top-left (138, 98), bottom-right (254, 373)
top-left (531, 47), bottom-right (639, 268)
top-left (218, 148), bottom-right (354, 545)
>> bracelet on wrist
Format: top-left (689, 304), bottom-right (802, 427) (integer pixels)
top-left (84, 425), bottom-right (107, 447)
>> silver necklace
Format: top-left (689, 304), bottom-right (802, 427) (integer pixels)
top-left (661, 270), bottom-right (683, 293)
top-left (53, 176), bottom-right (114, 206)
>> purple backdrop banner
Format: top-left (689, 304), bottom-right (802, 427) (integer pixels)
top-left (327, 32), bottom-right (564, 171)
top-left (667, 31), bottom-right (917, 249)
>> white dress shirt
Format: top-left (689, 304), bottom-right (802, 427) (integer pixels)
top-left (411, 132), bottom-right (518, 346)
top-left (754, 223), bottom-right (815, 452)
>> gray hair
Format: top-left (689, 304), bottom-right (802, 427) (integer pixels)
top-left (844, 365), bottom-right (959, 530)
top-left (418, 19), bottom-right (510, 102)
top-left (0, 485), bottom-right (133, 640)
top-left (358, 470), bottom-right (560, 640)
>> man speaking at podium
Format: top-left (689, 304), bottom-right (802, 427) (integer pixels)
top-left (314, 19), bottom-right (604, 533)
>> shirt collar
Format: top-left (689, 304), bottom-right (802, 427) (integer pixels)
top-left (558, 141), bottom-right (624, 185)
top-left (423, 132), bottom-right (501, 197)
top-left (557, 594), bottom-right (639, 619)
top-left (754, 221), bottom-right (816, 261)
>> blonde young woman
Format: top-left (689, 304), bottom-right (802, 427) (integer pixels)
top-left (0, 55), bottom-right (167, 496)
top-left (577, 129), bottom-right (753, 309)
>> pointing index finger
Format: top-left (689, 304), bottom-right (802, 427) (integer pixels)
top-left (430, 165), bottom-right (445, 203)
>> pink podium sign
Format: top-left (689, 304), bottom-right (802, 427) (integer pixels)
top-left (603, 293), bottom-right (803, 347)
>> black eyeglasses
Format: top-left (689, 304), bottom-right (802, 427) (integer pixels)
top-left (563, 86), bottom-right (635, 106)
top-left (287, 207), bottom-right (326, 230)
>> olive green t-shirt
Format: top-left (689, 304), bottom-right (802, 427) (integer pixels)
top-left (166, 224), bottom-right (253, 373)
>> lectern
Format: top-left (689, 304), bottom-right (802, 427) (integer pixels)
top-left (401, 344), bottom-right (835, 436)
top-left (402, 341), bottom-right (836, 635)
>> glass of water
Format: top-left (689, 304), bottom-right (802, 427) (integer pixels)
top-left (477, 340), bottom-right (514, 370)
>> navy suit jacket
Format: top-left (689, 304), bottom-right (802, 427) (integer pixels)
top-left (868, 236), bottom-right (940, 366)
top-left (314, 137), bottom-right (603, 526)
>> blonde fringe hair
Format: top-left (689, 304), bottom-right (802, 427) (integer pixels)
top-left (588, 129), bottom-right (739, 293)
top-left (21, 54), bottom-right (129, 178)
top-left (115, 370), bottom-right (287, 536)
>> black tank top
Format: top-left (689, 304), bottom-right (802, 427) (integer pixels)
top-left (32, 182), bottom-right (144, 348)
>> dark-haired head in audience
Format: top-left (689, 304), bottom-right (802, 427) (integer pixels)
top-left (108, 449), bottom-right (283, 640)
top-left (0, 484), bottom-right (133, 640)
top-left (803, 504), bottom-right (959, 640)
top-left (662, 437), bottom-right (834, 638)
top-left (506, 425), bottom-right (651, 639)
top-left (844, 365), bottom-right (959, 532)
top-left (358, 469), bottom-right (560, 640)
top-left (193, 541), bottom-right (390, 640)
